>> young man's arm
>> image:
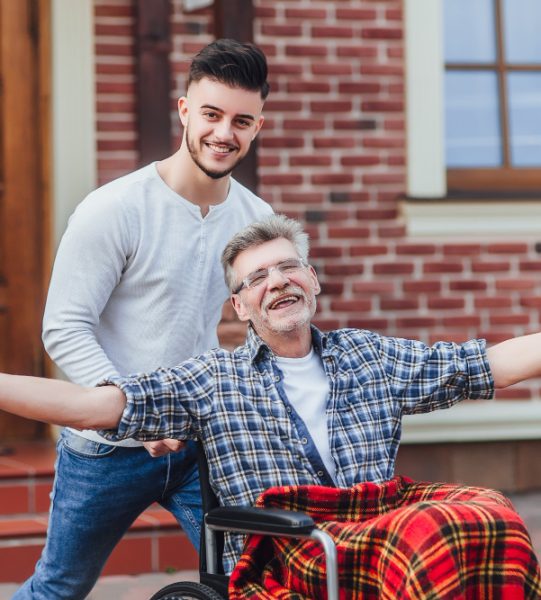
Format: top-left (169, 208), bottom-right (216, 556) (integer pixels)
top-left (0, 374), bottom-right (125, 430)
top-left (487, 332), bottom-right (541, 388)
top-left (42, 195), bottom-right (126, 387)
top-left (42, 191), bottom-right (183, 457)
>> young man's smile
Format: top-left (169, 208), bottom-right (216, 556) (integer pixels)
top-left (204, 140), bottom-right (239, 155)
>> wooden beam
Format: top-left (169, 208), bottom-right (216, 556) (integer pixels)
top-left (135, 0), bottom-right (172, 165)
top-left (213, 0), bottom-right (259, 193)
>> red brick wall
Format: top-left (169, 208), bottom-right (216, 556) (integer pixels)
top-left (94, 0), bottom-right (541, 403)
top-left (95, 0), bottom-right (139, 184)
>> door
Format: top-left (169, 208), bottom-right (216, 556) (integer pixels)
top-left (0, 0), bottom-right (50, 440)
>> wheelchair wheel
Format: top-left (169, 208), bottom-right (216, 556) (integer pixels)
top-left (149, 581), bottom-right (226, 600)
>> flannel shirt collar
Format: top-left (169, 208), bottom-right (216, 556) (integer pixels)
top-left (245, 323), bottom-right (328, 364)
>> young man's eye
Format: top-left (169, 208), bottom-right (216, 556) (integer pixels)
top-left (203, 112), bottom-right (218, 120)
top-left (236, 119), bottom-right (251, 128)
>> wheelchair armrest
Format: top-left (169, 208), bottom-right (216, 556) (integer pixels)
top-left (206, 506), bottom-right (316, 536)
top-left (204, 506), bottom-right (339, 600)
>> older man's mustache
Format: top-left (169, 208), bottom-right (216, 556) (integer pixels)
top-left (262, 286), bottom-right (308, 312)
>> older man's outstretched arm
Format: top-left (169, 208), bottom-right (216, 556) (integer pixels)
top-left (0, 373), bottom-right (125, 430)
top-left (487, 331), bottom-right (541, 388)
top-left (1, 328), bottom-right (541, 438)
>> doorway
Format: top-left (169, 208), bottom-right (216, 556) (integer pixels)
top-left (0, 0), bottom-right (50, 440)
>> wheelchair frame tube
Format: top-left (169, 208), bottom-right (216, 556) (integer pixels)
top-left (205, 525), bottom-right (339, 600)
top-left (311, 528), bottom-right (339, 600)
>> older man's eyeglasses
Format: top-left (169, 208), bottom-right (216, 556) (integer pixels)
top-left (233, 258), bottom-right (307, 294)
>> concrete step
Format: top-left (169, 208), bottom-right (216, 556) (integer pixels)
top-left (0, 441), bottom-right (198, 583)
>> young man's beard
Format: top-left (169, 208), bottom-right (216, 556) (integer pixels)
top-left (186, 132), bottom-right (244, 180)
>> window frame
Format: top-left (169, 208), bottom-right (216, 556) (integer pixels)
top-left (445, 0), bottom-right (541, 192)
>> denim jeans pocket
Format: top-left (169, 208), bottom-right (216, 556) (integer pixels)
top-left (61, 429), bottom-right (118, 459)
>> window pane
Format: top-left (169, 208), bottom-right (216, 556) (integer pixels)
top-left (508, 73), bottom-right (541, 166)
top-left (503, 0), bottom-right (541, 63)
top-left (445, 71), bottom-right (502, 168)
top-left (444, 0), bottom-right (496, 63)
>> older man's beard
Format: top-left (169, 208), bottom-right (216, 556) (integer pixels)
top-left (186, 129), bottom-right (243, 180)
top-left (250, 285), bottom-right (317, 334)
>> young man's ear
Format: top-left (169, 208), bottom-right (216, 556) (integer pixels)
top-left (178, 96), bottom-right (189, 127)
top-left (231, 294), bottom-right (250, 323)
top-left (252, 115), bottom-right (265, 140)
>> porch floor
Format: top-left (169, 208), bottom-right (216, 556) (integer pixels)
top-left (0, 441), bottom-right (540, 599)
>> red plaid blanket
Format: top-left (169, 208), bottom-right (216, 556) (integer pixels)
top-left (229, 477), bottom-right (541, 599)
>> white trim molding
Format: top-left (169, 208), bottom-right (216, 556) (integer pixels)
top-left (401, 199), bottom-right (541, 237)
top-left (402, 401), bottom-right (541, 443)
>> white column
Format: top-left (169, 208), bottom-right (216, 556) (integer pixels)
top-left (404, 0), bottom-right (446, 198)
top-left (52, 0), bottom-right (97, 246)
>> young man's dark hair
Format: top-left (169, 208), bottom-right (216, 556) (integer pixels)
top-left (188, 38), bottom-right (270, 100)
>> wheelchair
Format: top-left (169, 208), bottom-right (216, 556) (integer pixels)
top-left (149, 441), bottom-right (339, 600)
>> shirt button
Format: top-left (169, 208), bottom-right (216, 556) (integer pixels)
top-left (301, 437), bottom-right (308, 445)
top-left (286, 406), bottom-right (292, 413)
top-left (274, 375), bottom-right (280, 382)
top-left (317, 470), bottom-right (324, 477)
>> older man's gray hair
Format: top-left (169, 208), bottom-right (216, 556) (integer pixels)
top-left (221, 214), bottom-right (310, 292)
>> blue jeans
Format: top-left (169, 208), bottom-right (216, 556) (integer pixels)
top-left (13, 429), bottom-right (202, 600)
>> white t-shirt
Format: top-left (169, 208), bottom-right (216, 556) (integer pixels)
top-left (43, 162), bottom-right (273, 445)
top-left (275, 349), bottom-right (334, 480)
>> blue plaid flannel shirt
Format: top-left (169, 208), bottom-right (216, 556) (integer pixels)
top-left (102, 325), bottom-right (494, 572)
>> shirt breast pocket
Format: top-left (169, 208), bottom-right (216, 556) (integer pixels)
top-left (334, 374), bottom-right (396, 443)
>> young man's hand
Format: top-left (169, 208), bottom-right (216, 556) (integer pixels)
top-left (143, 439), bottom-right (186, 457)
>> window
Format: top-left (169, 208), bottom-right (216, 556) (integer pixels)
top-left (444, 0), bottom-right (541, 192)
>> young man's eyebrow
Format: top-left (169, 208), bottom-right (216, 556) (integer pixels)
top-left (200, 104), bottom-right (256, 121)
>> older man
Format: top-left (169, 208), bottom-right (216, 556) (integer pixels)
top-left (1, 214), bottom-right (541, 597)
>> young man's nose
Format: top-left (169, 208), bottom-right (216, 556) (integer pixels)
top-left (214, 120), bottom-right (234, 140)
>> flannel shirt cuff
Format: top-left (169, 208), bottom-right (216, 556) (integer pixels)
top-left (462, 339), bottom-right (494, 399)
top-left (96, 375), bottom-right (149, 442)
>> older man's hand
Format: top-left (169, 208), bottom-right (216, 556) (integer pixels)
top-left (143, 439), bottom-right (186, 457)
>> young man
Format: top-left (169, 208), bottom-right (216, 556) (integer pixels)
top-left (2, 215), bottom-right (541, 597)
top-left (14, 39), bottom-right (273, 600)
